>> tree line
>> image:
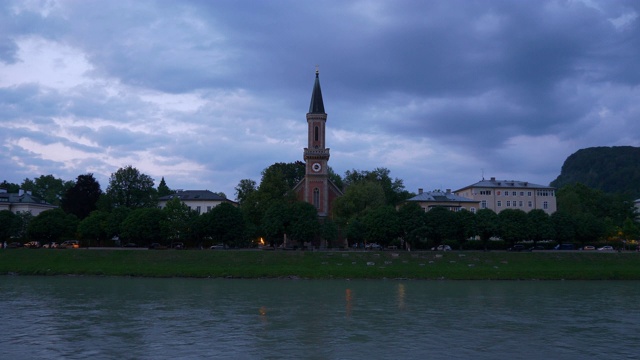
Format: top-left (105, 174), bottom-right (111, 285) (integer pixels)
top-left (1, 163), bottom-right (638, 249)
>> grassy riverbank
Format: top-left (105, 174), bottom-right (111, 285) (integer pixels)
top-left (1, 248), bottom-right (639, 280)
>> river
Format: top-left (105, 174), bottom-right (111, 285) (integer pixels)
top-left (1, 276), bottom-right (638, 359)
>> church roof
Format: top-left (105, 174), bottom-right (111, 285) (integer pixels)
top-left (308, 69), bottom-right (325, 114)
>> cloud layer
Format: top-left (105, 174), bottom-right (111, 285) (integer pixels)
top-left (1, 0), bottom-right (639, 199)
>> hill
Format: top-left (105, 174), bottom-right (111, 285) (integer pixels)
top-left (551, 146), bottom-right (640, 198)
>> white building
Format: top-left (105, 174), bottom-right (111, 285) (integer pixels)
top-left (157, 190), bottom-right (237, 214)
top-left (0, 189), bottom-right (57, 215)
top-left (454, 177), bottom-right (557, 215)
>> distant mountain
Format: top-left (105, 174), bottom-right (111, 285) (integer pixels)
top-left (551, 146), bottom-right (640, 198)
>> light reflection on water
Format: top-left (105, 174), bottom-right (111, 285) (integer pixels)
top-left (1, 276), bottom-right (639, 359)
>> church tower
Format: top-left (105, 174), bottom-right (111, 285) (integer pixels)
top-left (294, 69), bottom-right (342, 218)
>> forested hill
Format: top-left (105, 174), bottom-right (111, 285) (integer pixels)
top-left (551, 146), bottom-right (640, 198)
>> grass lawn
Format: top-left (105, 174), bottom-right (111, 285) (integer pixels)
top-left (1, 248), bottom-right (639, 280)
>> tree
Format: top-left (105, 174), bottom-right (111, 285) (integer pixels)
top-left (397, 202), bottom-right (425, 249)
top-left (527, 209), bottom-right (555, 246)
top-left (21, 175), bottom-right (74, 206)
top-left (120, 208), bottom-right (165, 246)
top-left (261, 201), bottom-right (291, 246)
top-left (200, 202), bottom-right (246, 248)
top-left (0, 210), bottom-right (18, 242)
top-left (424, 207), bottom-right (456, 246)
top-left (104, 207), bottom-right (131, 241)
top-left (61, 173), bottom-right (102, 219)
top-left (287, 202), bottom-right (320, 246)
top-left (77, 210), bottom-right (110, 246)
top-left (106, 166), bottom-right (157, 209)
top-left (620, 217), bottom-right (639, 247)
top-left (361, 205), bottom-right (400, 247)
top-left (498, 209), bottom-right (528, 247)
top-left (475, 209), bottom-right (498, 250)
top-left (342, 168), bottom-right (410, 206)
top-left (551, 211), bottom-right (575, 244)
top-left (235, 179), bottom-right (257, 205)
top-left (0, 180), bottom-right (20, 193)
top-left (162, 197), bottom-right (198, 246)
top-left (332, 181), bottom-right (386, 226)
top-left (573, 212), bottom-right (605, 245)
top-left (321, 219), bottom-right (339, 248)
top-left (27, 209), bottom-right (78, 243)
top-left (157, 177), bottom-right (173, 197)
top-left (452, 209), bottom-right (476, 249)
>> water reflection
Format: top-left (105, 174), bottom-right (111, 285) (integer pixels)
top-left (1, 277), bottom-right (640, 360)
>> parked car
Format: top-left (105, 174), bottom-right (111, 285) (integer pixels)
top-left (597, 246), bottom-right (614, 251)
top-left (529, 246), bottom-right (545, 251)
top-left (508, 244), bottom-right (527, 252)
top-left (582, 245), bottom-right (596, 251)
top-left (24, 241), bottom-right (41, 249)
top-left (58, 240), bottom-right (79, 249)
top-left (7, 242), bottom-right (23, 248)
top-left (431, 245), bottom-right (452, 251)
top-left (365, 243), bottom-right (382, 250)
top-left (149, 243), bottom-right (167, 250)
top-left (210, 244), bottom-right (225, 250)
top-left (171, 242), bottom-right (185, 249)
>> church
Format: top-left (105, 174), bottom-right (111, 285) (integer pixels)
top-left (293, 69), bottom-right (343, 218)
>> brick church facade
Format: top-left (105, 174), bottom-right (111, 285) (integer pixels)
top-left (293, 69), bottom-right (342, 218)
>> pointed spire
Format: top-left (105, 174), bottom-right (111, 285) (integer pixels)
top-left (308, 67), bottom-right (325, 114)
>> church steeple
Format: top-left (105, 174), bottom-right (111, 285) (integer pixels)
top-left (308, 68), bottom-right (325, 114)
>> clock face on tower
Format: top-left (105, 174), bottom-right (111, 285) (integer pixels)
top-left (312, 162), bottom-right (322, 172)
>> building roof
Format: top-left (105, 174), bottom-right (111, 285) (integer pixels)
top-left (0, 190), bottom-right (55, 206)
top-left (308, 69), bottom-right (325, 114)
top-left (407, 190), bottom-right (477, 203)
top-left (454, 177), bottom-right (554, 192)
top-left (158, 190), bottom-right (230, 202)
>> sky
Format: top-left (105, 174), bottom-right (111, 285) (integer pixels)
top-left (1, 0), bottom-right (640, 201)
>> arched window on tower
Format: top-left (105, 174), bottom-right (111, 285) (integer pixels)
top-left (313, 188), bottom-right (320, 209)
top-left (314, 126), bottom-right (319, 142)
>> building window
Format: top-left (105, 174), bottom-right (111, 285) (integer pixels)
top-left (480, 190), bottom-right (491, 195)
top-left (481, 200), bottom-right (487, 209)
top-left (506, 201), bottom-right (511, 207)
top-left (543, 201), bottom-right (548, 210)
top-left (314, 126), bottom-right (319, 142)
top-left (519, 201), bottom-right (523, 207)
top-left (528, 201), bottom-right (532, 207)
top-left (207, 206), bottom-right (211, 213)
top-left (520, 191), bottom-right (524, 196)
top-left (196, 206), bottom-right (201, 214)
top-left (528, 191), bottom-right (532, 196)
top-left (497, 201), bottom-right (502, 207)
top-left (470, 207), bottom-right (476, 213)
top-left (313, 188), bottom-right (320, 209)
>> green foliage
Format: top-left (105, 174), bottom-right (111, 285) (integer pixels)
top-left (332, 181), bottom-right (386, 226)
top-left (77, 210), bottom-right (110, 246)
top-left (0, 180), bottom-right (20, 193)
top-left (551, 146), bottom-right (640, 198)
top-left (360, 205), bottom-right (400, 246)
top-left (198, 202), bottom-right (246, 248)
top-left (551, 211), bottom-right (575, 244)
top-left (120, 207), bottom-right (166, 245)
top-left (498, 209), bottom-right (528, 246)
top-left (20, 175), bottom-right (74, 206)
top-left (287, 202), bottom-right (320, 244)
top-left (157, 177), bottom-right (173, 197)
top-left (234, 178), bottom-right (257, 205)
top-left (61, 173), bottom-right (103, 219)
top-left (162, 197), bottom-right (199, 244)
top-left (27, 209), bottom-right (78, 242)
top-left (526, 209), bottom-right (555, 244)
top-left (424, 207), bottom-right (456, 245)
top-left (452, 209), bottom-right (476, 248)
top-left (475, 209), bottom-right (498, 248)
top-left (106, 165), bottom-right (157, 209)
top-left (342, 168), bottom-right (410, 206)
top-left (0, 210), bottom-right (18, 241)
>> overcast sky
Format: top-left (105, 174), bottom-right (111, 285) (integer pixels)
top-left (1, 0), bottom-right (639, 200)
